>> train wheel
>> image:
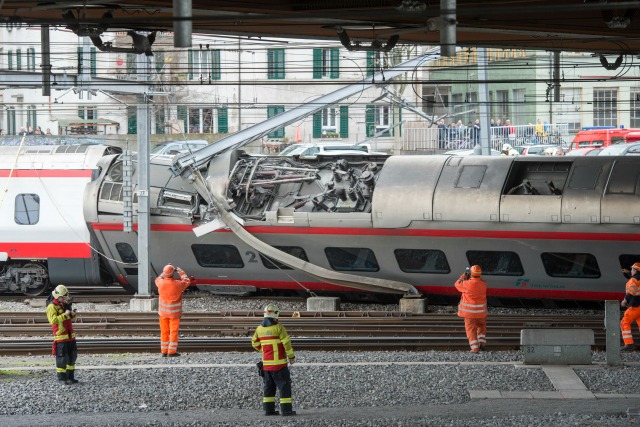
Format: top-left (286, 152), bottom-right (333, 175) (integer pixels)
top-left (21, 263), bottom-right (50, 296)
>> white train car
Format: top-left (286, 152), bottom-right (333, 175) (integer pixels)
top-left (0, 144), bottom-right (122, 295)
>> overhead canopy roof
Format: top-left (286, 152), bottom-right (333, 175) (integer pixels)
top-left (1, 1), bottom-right (639, 54)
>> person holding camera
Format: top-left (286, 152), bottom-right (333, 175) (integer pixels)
top-left (156, 264), bottom-right (191, 357)
top-left (454, 265), bottom-right (488, 353)
top-left (46, 284), bottom-right (79, 384)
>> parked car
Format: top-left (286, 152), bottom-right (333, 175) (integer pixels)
top-left (513, 144), bottom-right (557, 155)
top-left (150, 140), bottom-right (209, 157)
top-left (283, 143), bottom-right (386, 159)
top-left (444, 148), bottom-right (501, 156)
top-left (565, 147), bottom-right (602, 156)
top-left (597, 142), bottom-right (640, 156)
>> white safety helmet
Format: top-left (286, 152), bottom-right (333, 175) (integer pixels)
top-left (263, 304), bottom-right (280, 319)
top-left (52, 284), bottom-right (69, 299)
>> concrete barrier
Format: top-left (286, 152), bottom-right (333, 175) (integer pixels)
top-left (521, 329), bottom-right (594, 365)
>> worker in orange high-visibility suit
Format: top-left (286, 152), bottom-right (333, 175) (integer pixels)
top-left (252, 304), bottom-right (296, 417)
top-left (621, 262), bottom-right (640, 351)
top-left (454, 265), bottom-right (488, 353)
top-left (155, 264), bottom-right (191, 357)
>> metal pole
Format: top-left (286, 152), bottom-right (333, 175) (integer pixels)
top-left (604, 300), bottom-right (622, 366)
top-left (41, 25), bottom-right (51, 97)
top-left (238, 37), bottom-right (241, 131)
top-left (136, 54), bottom-right (151, 296)
top-left (440, 0), bottom-right (456, 57)
top-left (477, 48), bottom-right (491, 155)
top-left (173, 0), bottom-right (192, 48)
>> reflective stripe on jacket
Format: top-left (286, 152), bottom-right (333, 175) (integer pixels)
top-left (252, 323), bottom-right (295, 371)
top-left (454, 275), bottom-right (488, 319)
top-left (46, 299), bottom-right (76, 342)
top-left (156, 275), bottom-right (190, 319)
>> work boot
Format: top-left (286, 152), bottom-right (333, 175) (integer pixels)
top-left (282, 411), bottom-right (297, 416)
top-left (470, 348), bottom-right (479, 353)
top-left (66, 370), bottom-right (79, 384)
top-left (478, 345), bottom-right (486, 351)
top-left (161, 353), bottom-right (168, 357)
top-left (621, 344), bottom-right (636, 352)
top-left (263, 401), bottom-right (278, 416)
top-left (168, 352), bottom-right (181, 357)
top-left (57, 372), bottom-right (67, 382)
top-left (281, 402), bottom-right (296, 416)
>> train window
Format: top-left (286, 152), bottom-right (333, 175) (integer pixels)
top-left (325, 247), bottom-right (379, 272)
top-left (466, 250), bottom-right (524, 276)
top-left (192, 244), bottom-right (244, 268)
top-left (606, 162), bottom-right (640, 195)
top-left (260, 246), bottom-right (309, 270)
top-left (568, 166), bottom-right (600, 190)
top-left (455, 165), bottom-right (486, 189)
top-left (115, 243), bottom-right (137, 263)
top-left (100, 182), bottom-right (123, 201)
top-left (541, 252), bottom-right (600, 278)
top-left (394, 249), bottom-right (450, 274)
top-left (14, 193), bottom-right (40, 225)
top-left (619, 255), bottom-right (640, 272)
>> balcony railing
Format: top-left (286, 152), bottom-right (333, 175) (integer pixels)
top-left (402, 123), bottom-right (570, 152)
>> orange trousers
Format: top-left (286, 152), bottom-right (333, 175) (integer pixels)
top-left (159, 317), bottom-right (181, 355)
top-left (621, 306), bottom-right (640, 345)
top-left (464, 317), bottom-right (487, 351)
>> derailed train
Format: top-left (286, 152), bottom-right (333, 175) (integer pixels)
top-left (92, 149), bottom-right (639, 303)
top-left (3, 139), bottom-right (638, 302)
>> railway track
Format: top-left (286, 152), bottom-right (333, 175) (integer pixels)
top-left (0, 311), bottom-right (627, 356)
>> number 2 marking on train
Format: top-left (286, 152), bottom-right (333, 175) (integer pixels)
top-left (246, 251), bottom-right (258, 262)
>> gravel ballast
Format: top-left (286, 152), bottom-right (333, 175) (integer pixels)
top-left (1, 295), bottom-right (639, 426)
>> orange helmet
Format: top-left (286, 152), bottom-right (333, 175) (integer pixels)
top-left (470, 265), bottom-right (482, 277)
top-left (162, 264), bottom-right (175, 277)
top-left (632, 262), bottom-right (640, 271)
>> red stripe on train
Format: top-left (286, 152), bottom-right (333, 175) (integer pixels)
top-left (91, 222), bottom-right (638, 241)
top-left (0, 243), bottom-right (91, 258)
top-left (0, 170), bottom-right (93, 178)
top-left (193, 279), bottom-right (623, 301)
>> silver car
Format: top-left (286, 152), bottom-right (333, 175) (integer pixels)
top-left (598, 142), bottom-right (640, 156)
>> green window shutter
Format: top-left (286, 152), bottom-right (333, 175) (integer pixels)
top-left (188, 49), bottom-right (193, 80)
top-left (217, 107), bottom-right (228, 133)
top-left (339, 106), bottom-right (349, 138)
top-left (8, 50), bottom-right (12, 70)
top-left (177, 106), bottom-right (188, 133)
top-left (312, 49), bottom-right (322, 79)
top-left (398, 107), bottom-right (402, 137)
top-left (267, 49), bottom-right (274, 79)
top-left (267, 106), bottom-right (285, 138)
top-left (277, 49), bottom-right (285, 79)
top-left (127, 106), bottom-right (137, 134)
top-left (16, 49), bottom-right (22, 70)
top-left (27, 48), bottom-right (35, 71)
top-left (366, 51), bottom-right (375, 77)
top-left (313, 112), bottom-right (322, 138)
top-left (90, 48), bottom-right (97, 77)
top-left (155, 50), bottom-right (165, 73)
top-left (212, 49), bottom-right (221, 80)
top-left (365, 105), bottom-right (376, 137)
top-left (330, 48), bottom-right (340, 79)
top-left (127, 53), bottom-right (136, 75)
top-left (77, 47), bottom-right (83, 73)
